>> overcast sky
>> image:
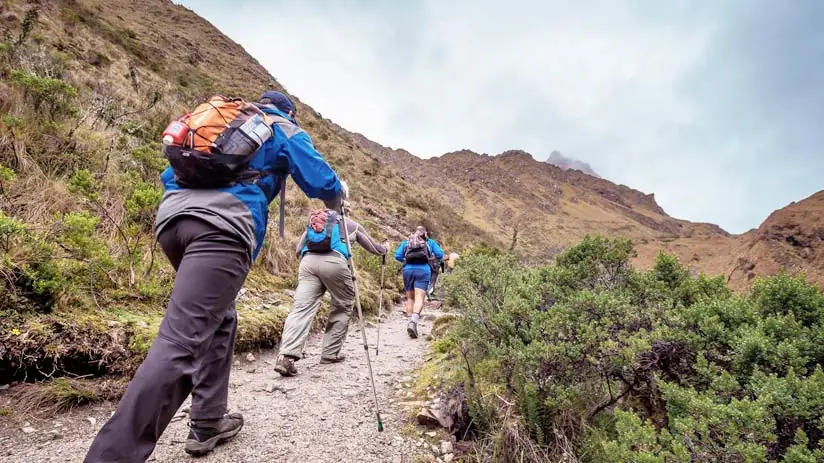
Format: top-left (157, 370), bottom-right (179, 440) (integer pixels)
top-left (176, 0), bottom-right (822, 234)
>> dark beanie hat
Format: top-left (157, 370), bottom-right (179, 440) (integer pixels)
top-left (259, 90), bottom-right (295, 115)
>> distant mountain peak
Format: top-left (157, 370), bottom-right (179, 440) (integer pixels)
top-left (546, 151), bottom-right (601, 178)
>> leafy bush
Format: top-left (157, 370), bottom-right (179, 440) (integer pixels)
top-left (0, 210), bottom-right (25, 252)
top-left (442, 237), bottom-right (824, 462)
top-left (9, 69), bottom-right (77, 117)
top-left (129, 143), bottom-right (167, 178)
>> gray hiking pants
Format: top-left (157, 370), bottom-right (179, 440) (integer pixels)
top-left (279, 252), bottom-right (355, 360)
top-left (84, 217), bottom-right (250, 463)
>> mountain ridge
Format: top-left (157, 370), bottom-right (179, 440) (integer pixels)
top-left (329, 122), bottom-right (824, 290)
top-left (546, 150), bottom-right (601, 179)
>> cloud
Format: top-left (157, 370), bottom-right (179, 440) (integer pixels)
top-left (179, 0), bottom-right (824, 234)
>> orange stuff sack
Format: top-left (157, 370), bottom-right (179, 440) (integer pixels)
top-left (161, 95), bottom-right (275, 188)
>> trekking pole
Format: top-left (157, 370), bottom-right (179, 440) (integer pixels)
top-left (338, 203), bottom-right (384, 432)
top-left (376, 254), bottom-right (386, 356)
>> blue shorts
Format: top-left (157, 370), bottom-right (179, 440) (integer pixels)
top-left (403, 267), bottom-right (430, 292)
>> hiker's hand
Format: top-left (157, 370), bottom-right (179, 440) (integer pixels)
top-left (340, 200), bottom-right (352, 214)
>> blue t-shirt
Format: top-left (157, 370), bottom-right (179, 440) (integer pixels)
top-left (394, 238), bottom-right (444, 275)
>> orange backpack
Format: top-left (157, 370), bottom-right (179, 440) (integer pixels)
top-left (161, 96), bottom-right (275, 188)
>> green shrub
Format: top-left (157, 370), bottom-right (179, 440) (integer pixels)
top-left (130, 143), bottom-right (167, 177)
top-left (9, 69), bottom-right (77, 117)
top-left (0, 210), bottom-right (25, 251)
top-left (0, 164), bottom-right (15, 183)
top-left (443, 236), bottom-right (824, 462)
top-left (124, 181), bottom-right (162, 230)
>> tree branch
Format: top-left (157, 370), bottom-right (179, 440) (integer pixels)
top-left (87, 196), bottom-right (135, 287)
top-left (588, 382), bottom-right (634, 421)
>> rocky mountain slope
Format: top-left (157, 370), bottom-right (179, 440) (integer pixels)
top-left (546, 150), bottom-right (601, 178)
top-left (724, 190), bottom-right (824, 289)
top-left (330, 127), bottom-right (745, 274)
top-left (333, 125), bottom-right (824, 289)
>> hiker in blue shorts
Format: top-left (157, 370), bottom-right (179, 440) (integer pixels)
top-left (394, 226), bottom-right (444, 338)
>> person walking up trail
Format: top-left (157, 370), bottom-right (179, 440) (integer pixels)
top-left (274, 209), bottom-right (387, 377)
top-left (394, 226), bottom-right (444, 339)
top-left (426, 252), bottom-right (445, 301)
top-left (84, 90), bottom-right (346, 462)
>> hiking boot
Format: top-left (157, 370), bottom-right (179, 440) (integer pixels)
top-left (319, 353), bottom-right (346, 364)
top-left (184, 413), bottom-right (244, 456)
top-left (274, 354), bottom-right (298, 377)
top-left (407, 321), bottom-right (418, 339)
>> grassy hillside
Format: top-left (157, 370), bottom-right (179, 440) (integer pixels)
top-left (0, 0), bottom-right (494, 390)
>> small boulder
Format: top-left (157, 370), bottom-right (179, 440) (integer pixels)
top-left (441, 440), bottom-right (454, 455)
top-left (416, 409), bottom-right (443, 428)
top-left (246, 352), bottom-right (256, 362)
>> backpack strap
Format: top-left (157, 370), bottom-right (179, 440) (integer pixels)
top-left (326, 211), bottom-right (339, 234)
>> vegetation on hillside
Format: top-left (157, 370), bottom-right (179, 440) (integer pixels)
top-left (0, 0), bottom-right (493, 406)
top-left (433, 237), bottom-right (824, 462)
top-left (0, 0), bottom-right (398, 394)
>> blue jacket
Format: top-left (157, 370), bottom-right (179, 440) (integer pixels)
top-left (155, 106), bottom-right (342, 261)
top-left (394, 238), bottom-right (444, 275)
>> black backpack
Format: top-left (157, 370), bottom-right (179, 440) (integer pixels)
top-left (404, 230), bottom-right (431, 264)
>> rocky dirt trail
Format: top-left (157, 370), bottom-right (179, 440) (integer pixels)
top-left (1, 306), bottom-right (452, 462)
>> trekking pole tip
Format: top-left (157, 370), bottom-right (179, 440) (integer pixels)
top-left (378, 420), bottom-right (384, 432)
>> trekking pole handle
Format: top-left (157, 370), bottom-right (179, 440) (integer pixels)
top-left (381, 254), bottom-right (386, 265)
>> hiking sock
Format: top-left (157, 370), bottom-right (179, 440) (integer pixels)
top-left (411, 313), bottom-right (420, 323)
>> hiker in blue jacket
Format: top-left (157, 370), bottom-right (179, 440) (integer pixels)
top-left (394, 226), bottom-right (444, 338)
top-left (85, 91), bottom-right (347, 462)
